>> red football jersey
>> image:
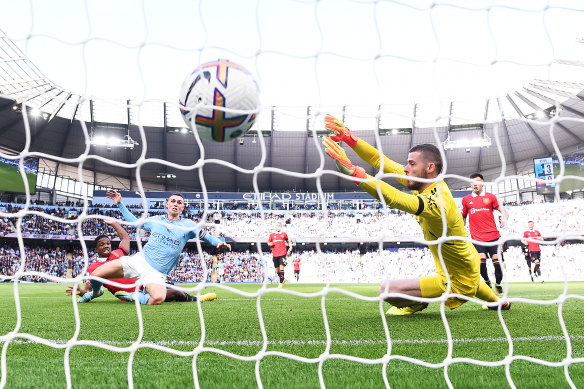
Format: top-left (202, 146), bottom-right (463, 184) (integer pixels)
top-left (461, 192), bottom-right (501, 242)
top-left (268, 232), bottom-right (289, 257)
top-left (292, 257), bottom-right (301, 270)
top-left (523, 230), bottom-right (542, 252)
top-left (85, 247), bottom-right (137, 293)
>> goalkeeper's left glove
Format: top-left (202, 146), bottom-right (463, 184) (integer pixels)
top-left (323, 136), bottom-right (366, 185)
top-left (324, 114), bottom-right (359, 148)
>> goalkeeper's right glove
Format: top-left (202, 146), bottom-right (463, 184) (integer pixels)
top-left (324, 114), bottom-right (359, 148)
top-left (323, 136), bottom-right (366, 185)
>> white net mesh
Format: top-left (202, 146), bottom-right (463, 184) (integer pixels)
top-left (1, 1), bottom-right (584, 388)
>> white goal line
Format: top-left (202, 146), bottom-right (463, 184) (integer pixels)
top-left (4, 335), bottom-right (583, 348)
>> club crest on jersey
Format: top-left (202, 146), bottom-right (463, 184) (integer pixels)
top-left (483, 198), bottom-right (490, 205)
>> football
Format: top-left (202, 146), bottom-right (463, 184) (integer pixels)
top-left (179, 59), bottom-right (260, 142)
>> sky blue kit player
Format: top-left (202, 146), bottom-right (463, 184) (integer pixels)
top-left (86, 191), bottom-right (230, 305)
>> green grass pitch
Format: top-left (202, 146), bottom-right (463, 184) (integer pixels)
top-left (1, 282), bottom-right (583, 388)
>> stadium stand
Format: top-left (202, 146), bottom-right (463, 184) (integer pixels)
top-left (2, 199), bottom-right (584, 283)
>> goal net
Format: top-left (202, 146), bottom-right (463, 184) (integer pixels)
top-left (1, 1), bottom-right (584, 388)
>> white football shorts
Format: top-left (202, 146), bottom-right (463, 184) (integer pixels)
top-left (121, 251), bottom-right (166, 286)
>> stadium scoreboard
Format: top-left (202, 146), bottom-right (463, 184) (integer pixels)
top-left (534, 157), bottom-right (555, 195)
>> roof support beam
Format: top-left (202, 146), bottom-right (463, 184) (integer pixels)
top-left (505, 94), bottom-right (551, 156)
top-left (558, 103), bottom-right (584, 118)
top-left (126, 100), bottom-right (133, 191)
top-left (496, 98), bottom-right (518, 175)
top-left (46, 93), bottom-right (72, 122)
top-left (162, 102), bottom-right (169, 191)
top-left (18, 86), bottom-right (56, 105)
top-left (409, 103), bottom-right (417, 151)
top-left (515, 90), bottom-right (584, 143)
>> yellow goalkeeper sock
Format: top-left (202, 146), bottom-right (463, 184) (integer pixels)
top-left (475, 280), bottom-right (498, 303)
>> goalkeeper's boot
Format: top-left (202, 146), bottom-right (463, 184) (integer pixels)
top-left (78, 287), bottom-right (103, 303)
top-left (495, 284), bottom-right (504, 296)
top-left (482, 301), bottom-right (511, 310)
top-left (386, 303), bottom-right (428, 316)
top-left (278, 279), bottom-right (287, 289)
top-left (114, 291), bottom-right (135, 302)
top-left (200, 293), bottom-right (217, 302)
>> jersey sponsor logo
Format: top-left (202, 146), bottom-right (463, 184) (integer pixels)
top-left (469, 207), bottom-right (491, 215)
top-left (150, 231), bottom-right (181, 248)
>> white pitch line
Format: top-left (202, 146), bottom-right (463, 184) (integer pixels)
top-left (3, 335), bottom-right (584, 347)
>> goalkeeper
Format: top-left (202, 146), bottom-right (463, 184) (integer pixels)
top-left (322, 115), bottom-right (510, 315)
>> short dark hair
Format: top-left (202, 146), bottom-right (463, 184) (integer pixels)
top-left (94, 234), bottom-right (110, 247)
top-left (168, 193), bottom-right (185, 201)
top-left (409, 144), bottom-right (443, 174)
top-left (470, 173), bottom-right (484, 180)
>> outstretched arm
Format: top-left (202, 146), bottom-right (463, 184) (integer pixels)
top-left (66, 284), bottom-right (91, 296)
top-left (198, 229), bottom-right (231, 251)
top-left (323, 137), bottom-right (423, 216)
top-left (105, 219), bottom-right (130, 253)
top-left (107, 189), bottom-right (139, 223)
top-left (324, 114), bottom-right (408, 186)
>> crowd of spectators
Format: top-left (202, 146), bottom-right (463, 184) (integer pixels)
top-left (2, 198), bottom-right (584, 284)
top-left (3, 199), bottom-right (584, 241)
top-left (0, 245), bottom-right (77, 282)
top-left (3, 242), bottom-right (584, 284)
top-left (0, 245), bottom-right (264, 283)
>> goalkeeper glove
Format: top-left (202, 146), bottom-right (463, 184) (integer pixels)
top-left (324, 114), bottom-right (359, 148)
top-left (323, 136), bottom-right (366, 185)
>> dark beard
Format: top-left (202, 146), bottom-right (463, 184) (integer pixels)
top-left (406, 171), bottom-right (428, 191)
top-left (406, 180), bottom-right (423, 191)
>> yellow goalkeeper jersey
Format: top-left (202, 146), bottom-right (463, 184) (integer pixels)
top-left (353, 140), bottom-right (480, 291)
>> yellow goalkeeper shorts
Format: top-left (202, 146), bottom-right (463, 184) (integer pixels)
top-left (419, 274), bottom-right (479, 309)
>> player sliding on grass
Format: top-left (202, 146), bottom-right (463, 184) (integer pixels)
top-left (84, 191), bottom-right (229, 305)
top-left (323, 114), bottom-right (510, 315)
top-left (70, 219), bottom-right (216, 303)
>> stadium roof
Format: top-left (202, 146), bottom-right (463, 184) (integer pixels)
top-left (1, 32), bottom-right (584, 193)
